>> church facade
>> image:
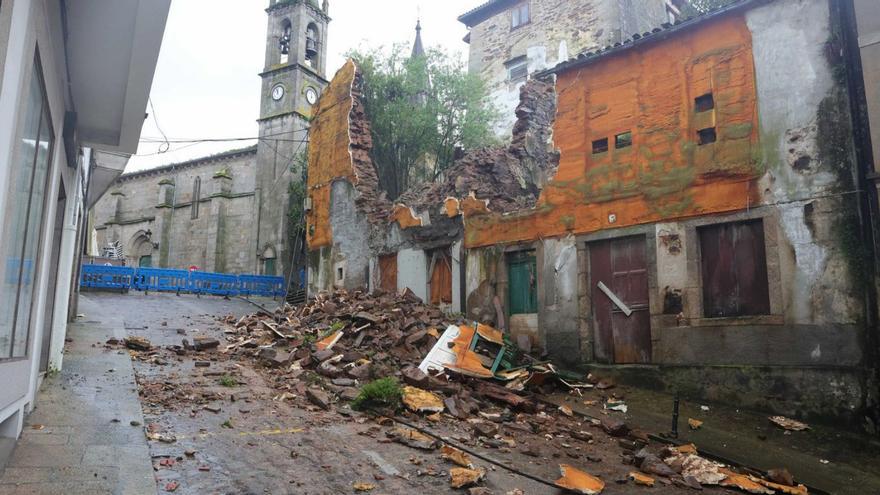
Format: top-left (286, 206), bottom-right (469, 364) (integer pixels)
top-left (90, 0), bottom-right (329, 281)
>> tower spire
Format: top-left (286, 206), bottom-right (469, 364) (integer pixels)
top-left (411, 19), bottom-right (425, 59)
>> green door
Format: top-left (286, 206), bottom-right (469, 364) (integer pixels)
top-left (138, 255), bottom-right (152, 267)
top-left (507, 251), bottom-right (537, 314)
top-left (264, 258), bottom-right (276, 276)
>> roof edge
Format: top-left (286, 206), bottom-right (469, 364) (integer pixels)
top-left (457, 0), bottom-right (519, 27)
top-left (118, 145), bottom-right (258, 182)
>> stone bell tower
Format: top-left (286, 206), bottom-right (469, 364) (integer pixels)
top-left (255, 0), bottom-right (329, 283)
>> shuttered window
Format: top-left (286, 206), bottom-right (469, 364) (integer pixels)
top-left (699, 220), bottom-right (770, 318)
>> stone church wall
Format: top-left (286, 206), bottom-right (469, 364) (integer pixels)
top-left (93, 148), bottom-right (259, 273)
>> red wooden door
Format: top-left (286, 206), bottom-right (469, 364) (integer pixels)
top-left (589, 236), bottom-right (651, 363)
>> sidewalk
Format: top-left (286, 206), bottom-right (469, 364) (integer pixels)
top-left (0, 294), bottom-right (155, 495)
top-left (543, 384), bottom-right (880, 495)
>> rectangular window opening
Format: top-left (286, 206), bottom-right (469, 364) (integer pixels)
top-left (506, 57), bottom-right (528, 83)
top-left (697, 127), bottom-right (716, 145)
top-left (615, 131), bottom-right (632, 149)
top-left (511, 2), bottom-right (530, 29)
top-left (592, 137), bottom-right (609, 154)
top-left (695, 93), bottom-right (714, 112)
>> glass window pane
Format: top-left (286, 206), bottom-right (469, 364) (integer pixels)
top-left (12, 101), bottom-right (53, 357)
top-left (0, 67), bottom-right (42, 359)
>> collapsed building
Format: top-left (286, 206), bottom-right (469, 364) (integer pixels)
top-left (306, 0), bottom-right (879, 427)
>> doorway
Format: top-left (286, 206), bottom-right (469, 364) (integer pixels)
top-left (589, 235), bottom-right (651, 363)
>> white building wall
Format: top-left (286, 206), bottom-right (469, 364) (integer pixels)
top-left (397, 248), bottom-right (428, 302)
top-left (0, 0), bottom-right (74, 439)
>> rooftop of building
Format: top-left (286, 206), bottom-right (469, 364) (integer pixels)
top-left (116, 145), bottom-right (258, 182)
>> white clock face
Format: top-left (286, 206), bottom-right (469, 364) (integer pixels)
top-left (305, 87), bottom-right (318, 105)
top-left (271, 85), bottom-right (285, 101)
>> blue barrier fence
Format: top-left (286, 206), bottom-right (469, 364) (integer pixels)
top-left (80, 265), bottom-right (285, 297)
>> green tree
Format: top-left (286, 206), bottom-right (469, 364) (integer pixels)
top-left (348, 45), bottom-right (500, 200)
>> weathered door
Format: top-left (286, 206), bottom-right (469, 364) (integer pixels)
top-left (589, 236), bottom-right (651, 363)
top-left (429, 249), bottom-right (452, 305)
top-left (379, 253), bottom-right (397, 293)
top-left (507, 251), bottom-right (537, 314)
top-left (699, 220), bottom-right (769, 317)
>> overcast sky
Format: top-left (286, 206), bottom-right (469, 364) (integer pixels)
top-left (127, 0), bottom-right (478, 172)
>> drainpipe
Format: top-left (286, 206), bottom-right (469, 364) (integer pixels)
top-left (838, 0), bottom-right (880, 430)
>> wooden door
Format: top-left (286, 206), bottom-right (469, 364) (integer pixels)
top-left (379, 253), bottom-right (397, 293)
top-left (507, 251), bottom-right (537, 314)
top-left (429, 249), bottom-right (452, 305)
top-left (589, 236), bottom-right (651, 363)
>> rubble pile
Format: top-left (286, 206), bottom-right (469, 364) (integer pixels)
top-left (221, 289), bottom-right (459, 380)
top-left (120, 288), bottom-right (811, 494)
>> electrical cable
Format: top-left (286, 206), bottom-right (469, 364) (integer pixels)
top-left (147, 97), bottom-right (171, 153)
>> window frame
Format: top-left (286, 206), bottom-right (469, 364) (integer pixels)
top-left (506, 56), bottom-right (528, 84)
top-left (191, 176), bottom-right (200, 219)
top-left (1, 50), bottom-right (56, 361)
top-left (510, 1), bottom-right (530, 30)
top-left (697, 219), bottom-right (771, 319)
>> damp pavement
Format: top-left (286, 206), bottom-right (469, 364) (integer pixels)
top-left (544, 384), bottom-right (880, 495)
top-left (0, 292), bottom-right (156, 494)
top-left (1, 291), bottom-right (848, 494)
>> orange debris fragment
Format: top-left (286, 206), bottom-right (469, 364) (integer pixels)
top-left (401, 386), bottom-right (444, 414)
top-left (315, 330), bottom-right (342, 351)
top-left (555, 464), bottom-right (605, 494)
top-left (753, 477), bottom-right (808, 495)
top-left (629, 471), bottom-right (655, 487)
top-left (449, 467), bottom-right (485, 488)
top-left (719, 469), bottom-right (774, 494)
top-left (440, 445), bottom-right (474, 468)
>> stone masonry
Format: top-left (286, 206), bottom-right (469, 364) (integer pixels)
top-left (460, 0), bottom-right (672, 137)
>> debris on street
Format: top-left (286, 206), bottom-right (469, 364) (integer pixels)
top-left (117, 288), bottom-right (816, 495)
top-left (449, 466), bottom-right (486, 489)
top-left (555, 463), bottom-right (605, 494)
top-left (769, 416), bottom-right (809, 431)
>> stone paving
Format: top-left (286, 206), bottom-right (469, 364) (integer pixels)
top-left (0, 292), bottom-right (263, 495)
top-left (0, 293), bottom-right (154, 494)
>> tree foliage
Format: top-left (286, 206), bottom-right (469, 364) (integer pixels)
top-left (348, 45), bottom-right (500, 200)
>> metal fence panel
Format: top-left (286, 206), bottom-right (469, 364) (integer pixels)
top-left (188, 271), bottom-right (239, 296)
top-left (238, 274), bottom-right (285, 297)
top-left (133, 268), bottom-right (190, 293)
top-left (79, 265), bottom-right (286, 298)
top-left (80, 265), bottom-right (135, 290)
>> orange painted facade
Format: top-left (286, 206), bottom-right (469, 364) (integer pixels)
top-left (306, 60), bottom-right (357, 249)
top-left (390, 204), bottom-right (423, 229)
top-left (463, 14), bottom-right (761, 248)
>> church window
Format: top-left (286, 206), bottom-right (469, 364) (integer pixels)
top-left (191, 177), bottom-right (200, 219)
top-left (306, 23), bottom-right (319, 69)
top-left (511, 2), bottom-right (530, 29)
top-left (279, 20), bottom-right (292, 64)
